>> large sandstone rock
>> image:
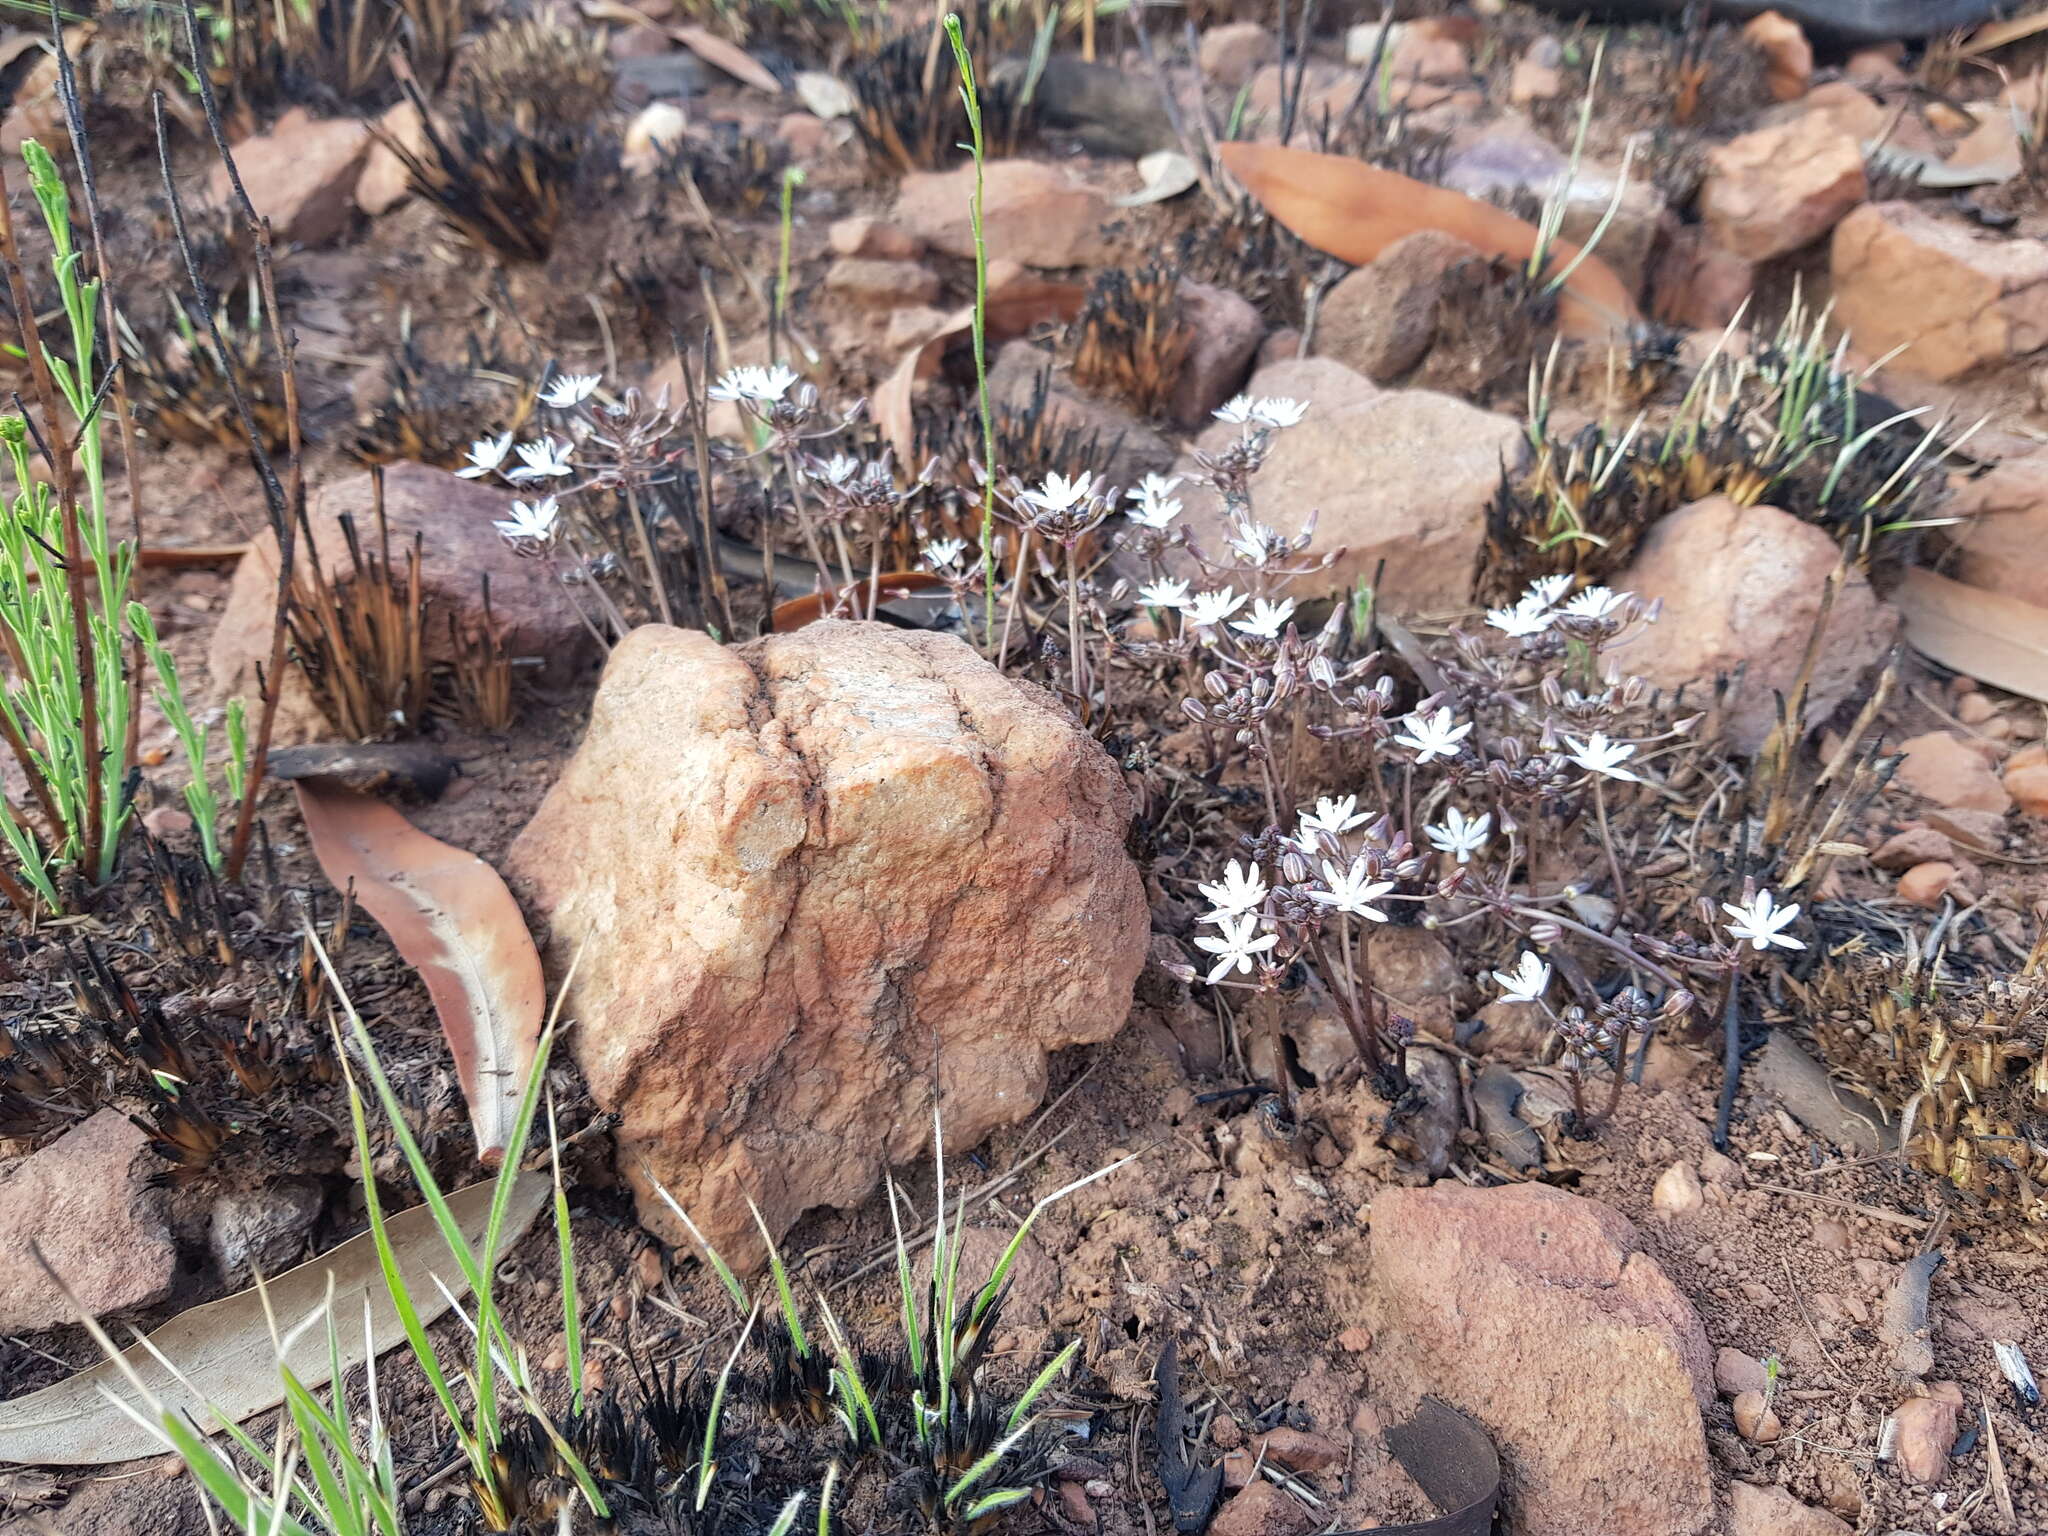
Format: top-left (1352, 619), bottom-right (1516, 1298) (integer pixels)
top-left (209, 462), bottom-right (598, 735)
top-left (1729, 1482), bottom-right (1852, 1536)
top-left (1365, 1183), bottom-right (1717, 1536)
top-left (1832, 202), bottom-right (2048, 380)
top-left (894, 159), bottom-right (1114, 270)
top-left (1614, 497), bottom-right (1897, 755)
top-left (1700, 116), bottom-right (1866, 262)
top-left (507, 622), bottom-right (1148, 1266)
top-left (0, 1110), bottom-right (178, 1332)
top-left (1173, 361), bottom-right (1522, 612)
top-left (1939, 448), bottom-right (2048, 605)
top-left (208, 107), bottom-right (370, 248)
top-left (1169, 281), bottom-right (1264, 431)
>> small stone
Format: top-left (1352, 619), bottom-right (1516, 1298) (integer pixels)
top-left (142, 805), bottom-right (195, 840)
top-left (1653, 1161), bottom-right (1705, 1217)
top-left (1895, 731), bottom-right (2010, 813)
top-left (1869, 826), bottom-right (1954, 871)
top-left (1059, 1482), bottom-right (1094, 1526)
top-left (209, 1180), bottom-right (323, 1283)
top-left (1896, 861), bottom-right (1960, 908)
top-left (823, 257), bottom-right (940, 310)
top-left (0, 1110), bottom-right (178, 1332)
top-left (1336, 1325), bottom-right (1373, 1353)
top-left (355, 99), bottom-right (424, 216)
top-left (208, 107), bottom-right (370, 248)
top-left (1169, 280), bottom-right (1264, 430)
top-left (1742, 11), bottom-right (1812, 101)
top-left (828, 215), bottom-right (920, 259)
top-left (776, 112), bottom-right (827, 158)
top-left (2003, 747), bottom-right (2048, 816)
top-left (1732, 1389), bottom-right (1782, 1443)
top-left (1716, 1346), bottom-right (1770, 1397)
top-left (1255, 1426), bottom-right (1345, 1475)
top-left (1729, 1481), bottom-right (1853, 1536)
top-left (1509, 56), bottom-right (1562, 103)
top-left (1650, 227), bottom-right (1757, 331)
top-left (1954, 691), bottom-right (1997, 725)
top-left (1199, 22), bottom-right (1275, 90)
top-left (636, 1244), bottom-right (664, 1292)
top-left (1211, 1479), bottom-right (1313, 1536)
top-left (1891, 1391), bottom-right (1960, 1484)
top-left (1700, 116), bottom-right (1865, 262)
top-left (1318, 230), bottom-right (1478, 383)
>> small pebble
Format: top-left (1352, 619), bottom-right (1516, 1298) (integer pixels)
top-left (1731, 1389), bottom-right (1781, 1443)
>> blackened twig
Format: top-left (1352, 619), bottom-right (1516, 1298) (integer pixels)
top-left (1713, 968), bottom-right (1741, 1151)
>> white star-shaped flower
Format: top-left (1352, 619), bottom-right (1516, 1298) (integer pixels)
top-left (1526, 574), bottom-right (1573, 606)
top-left (1424, 806), bottom-right (1491, 864)
top-left (1213, 394), bottom-right (1257, 425)
top-left (1565, 731), bottom-right (1638, 782)
top-left (1721, 890), bottom-right (1805, 952)
top-left (1492, 951), bottom-right (1551, 1003)
top-left (1394, 707), bottom-right (1472, 765)
top-left (1192, 912), bottom-right (1278, 984)
top-left (1252, 396), bottom-right (1307, 427)
top-left (539, 372), bottom-right (602, 408)
top-left (922, 538), bottom-right (967, 570)
top-left (1183, 587), bottom-right (1247, 629)
top-left (709, 364), bottom-right (800, 403)
top-left (456, 432), bottom-right (513, 479)
top-left (494, 496), bottom-right (559, 543)
top-left (1486, 597), bottom-right (1553, 638)
top-left (1138, 577), bottom-right (1191, 610)
top-left (1126, 473), bottom-right (1183, 529)
top-left (809, 453), bottom-right (861, 487)
top-left (1020, 470), bottom-right (1094, 515)
top-left (1226, 520), bottom-right (1283, 565)
top-left (1299, 794), bottom-right (1369, 838)
top-left (507, 435), bottom-right (574, 482)
top-left (1230, 596), bottom-right (1296, 639)
top-left (1310, 857), bottom-right (1393, 920)
top-left (1197, 859), bottom-right (1268, 921)
top-left (1562, 585), bottom-right (1628, 620)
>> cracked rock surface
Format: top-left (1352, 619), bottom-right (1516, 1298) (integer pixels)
top-left (508, 621), bottom-right (1148, 1265)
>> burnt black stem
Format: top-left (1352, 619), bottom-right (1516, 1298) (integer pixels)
top-left (1713, 967), bottom-right (1742, 1151)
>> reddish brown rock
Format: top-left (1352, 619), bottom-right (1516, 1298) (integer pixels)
top-left (1700, 117), bottom-right (1865, 262)
top-left (1833, 203), bottom-right (2048, 381)
top-left (1942, 450), bottom-right (2048, 606)
top-left (1652, 1161), bottom-right (1704, 1217)
top-left (894, 159), bottom-right (1114, 270)
top-left (1894, 731), bottom-right (2010, 814)
top-left (828, 215), bottom-right (921, 260)
top-left (355, 99), bottom-right (425, 216)
top-left (1170, 280), bottom-right (1265, 431)
top-left (1729, 1481), bottom-right (1852, 1536)
top-left (1174, 363), bottom-right (1521, 612)
top-left (1317, 230), bottom-right (1479, 383)
top-left (1869, 826), bottom-right (1955, 871)
top-left (1199, 21), bottom-right (1275, 89)
top-left (1732, 1389), bottom-right (1782, 1443)
top-left (823, 257), bottom-right (940, 310)
top-left (1716, 1347), bottom-right (1770, 1397)
top-left (1365, 1184), bottom-right (1716, 1536)
top-left (0, 1111), bottom-right (177, 1332)
top-left (1650, 227), bottom-right (1757, 332)
top-left (1616, 498), bottom-right (1897, 756)
top-left (1210, 1479), bottom-right (1314, 1536)
top-left (1892, 1388), bottom-right (1961, 1485)
top-left (1743, 11), bottom-right (1812, 101)
top-left (2005, 745), bottom-right (2048, 816)
top-left (1897, 860), bottom-right (1961, 908)
top-left (507, 622), bottom-right (1148, 1267)
top-left (208, 107), bottom-right (370, 248)
top-left (208, 462), bottom-right (598, 736)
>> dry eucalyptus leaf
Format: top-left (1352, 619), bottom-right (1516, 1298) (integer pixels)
top-left (1216, 141), bottom-right (1639, 340)
top-left (0, 1174), bottom-right (547, 1467)
top-left (669, 24), bottom-right (782, 94)
top-left (1895, 566), bottom-right (2048, 704)
top-left (1112, 150), bottom-right (1197, 208)
top-left (295, 780), bottom-right (545, 1163)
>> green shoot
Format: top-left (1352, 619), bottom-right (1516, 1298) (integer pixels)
top-left (548, 1094), bottom-right (586, 1414)
top-left (943, 13), bottom-right (999, 638)
top-left (750, 1195), bottom-right (811, 1357)
top-left (699, 1303), bottom-right (760, 1510)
